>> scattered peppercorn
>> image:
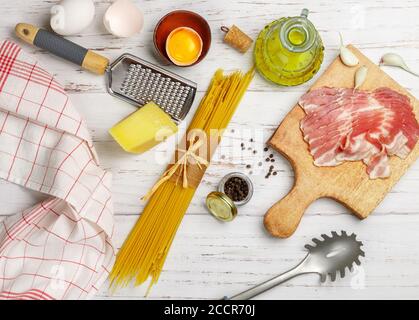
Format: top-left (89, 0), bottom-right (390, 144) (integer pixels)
top-left (261, 146), bottom-right (281, 178)
top-left (246, 164), bottom-right (251, 169)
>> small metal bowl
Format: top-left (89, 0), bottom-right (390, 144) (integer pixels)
top-left (218, 172), bottom-right (254, 206)
top-left (153, 10), bottom-right (211, 67)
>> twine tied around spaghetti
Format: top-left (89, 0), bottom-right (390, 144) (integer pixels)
top-left (142, 135), bottom-right (209, 201)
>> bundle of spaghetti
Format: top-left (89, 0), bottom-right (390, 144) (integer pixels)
top-left (109, 68), bottom-right (254, 291)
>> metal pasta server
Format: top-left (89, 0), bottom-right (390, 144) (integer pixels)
top-left (15, 23), bottom-right (196, 122)
top-left (225, 231), bottom-right (365, 300)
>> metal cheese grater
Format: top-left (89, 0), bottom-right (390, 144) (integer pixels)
top-left (15, 24), bottom-right (197, 123)
top-left (106, 54), bottom-right (197, 122)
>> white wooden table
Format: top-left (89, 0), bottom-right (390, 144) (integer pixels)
top-left (1, 0), bottom-right (419, 300)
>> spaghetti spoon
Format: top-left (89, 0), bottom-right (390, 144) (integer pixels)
top-left (225, 230), bottom-right (364, 300)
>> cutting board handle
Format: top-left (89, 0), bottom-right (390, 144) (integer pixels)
top-left (264, 181), bottom-right (318, 238)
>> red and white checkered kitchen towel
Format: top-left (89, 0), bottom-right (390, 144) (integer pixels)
top-left (0, 40), bottom-right (115, 299)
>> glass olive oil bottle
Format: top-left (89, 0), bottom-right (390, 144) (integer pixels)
top-left (254, 9), bottom-right (324, 86)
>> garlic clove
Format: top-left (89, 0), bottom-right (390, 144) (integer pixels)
top-left (380, 53), bottom-right (408, 68)
top-left (379, 53), bottom-right (419, 77)
top-left (339, 33), bottom-right (359, 67)
top-left (340, 47), bottom-right (360, 67)
top-left (354, 65), bottom-right (368, 90)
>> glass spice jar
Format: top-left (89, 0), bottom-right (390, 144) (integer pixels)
top-left (218, 172), bottom-right (253, 206)
top-left (206, 172), bottom-right (253, 222)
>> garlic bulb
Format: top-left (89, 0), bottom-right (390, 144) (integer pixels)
top-left (380, 53), bottom-right (419, 78)
top-left (354, 65), bottom-right (368, 89)
top-left (339, 33), bottom-right (359, 67)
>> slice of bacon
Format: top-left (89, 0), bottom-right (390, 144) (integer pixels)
top-left (299, 87), bottom-right (419, 179)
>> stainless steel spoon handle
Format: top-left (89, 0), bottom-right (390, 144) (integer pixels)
top-left (224, 231), bottom-right (364, 300)
top-left (226, 263), bottom-right (305, 300)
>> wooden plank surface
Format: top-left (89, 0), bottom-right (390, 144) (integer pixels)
top-left (0, 0), bottom-right (419, 299)
top-left (266, 45), bottom-right (419, 238)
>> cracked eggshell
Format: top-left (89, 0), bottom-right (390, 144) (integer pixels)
top-left (50, 0), bottom-right (95, 36)
top-left (103, 0), bottom-right (144, 38)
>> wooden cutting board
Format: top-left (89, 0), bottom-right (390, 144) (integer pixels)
top-left (265, 45), bottom-right (419, 238)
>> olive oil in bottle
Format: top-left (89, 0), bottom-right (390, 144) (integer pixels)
top-left (254, 9), bottom-right (324, 86)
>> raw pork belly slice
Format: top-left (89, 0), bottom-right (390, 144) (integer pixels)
top-left (299, 87), bottom-right (419, 179)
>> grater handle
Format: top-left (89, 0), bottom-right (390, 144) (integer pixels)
top-left (15, 23), bottom-right (109, 75)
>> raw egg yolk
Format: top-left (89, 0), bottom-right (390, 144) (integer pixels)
top-left (166, 28), bottom-right (203, 66)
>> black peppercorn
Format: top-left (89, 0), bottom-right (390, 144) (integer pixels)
top-left (224, 177), bottom-right (249, 202)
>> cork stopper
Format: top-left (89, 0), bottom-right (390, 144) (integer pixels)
top-left (221, 25), bottom-right (253, 53)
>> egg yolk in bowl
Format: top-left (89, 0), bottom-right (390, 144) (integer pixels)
top-left (166, 27), bottom-right (203, 66)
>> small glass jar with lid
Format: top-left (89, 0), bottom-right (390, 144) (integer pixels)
top-left (206, 172), bottom-right (253, 222)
